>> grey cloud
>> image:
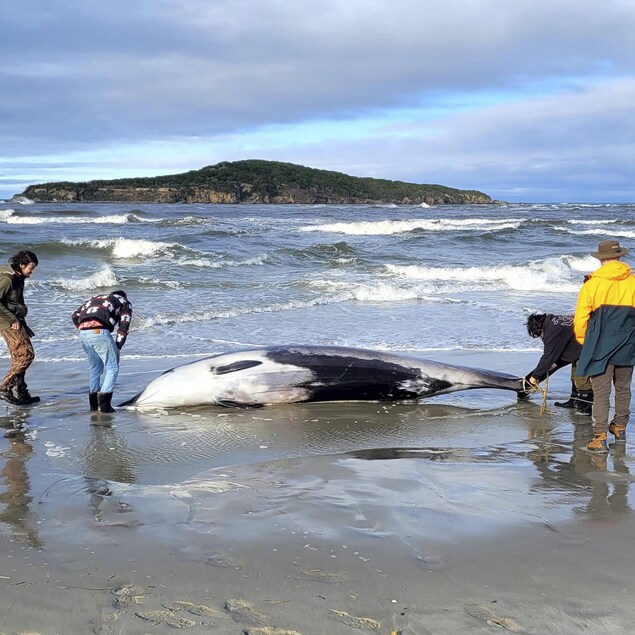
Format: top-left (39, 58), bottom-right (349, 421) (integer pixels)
top-left (2, 0), bottom-right (635, 200)
top-left (252, 79), bottom-right (635, 202)
top-left (2, 0), bottom-right (635, 154)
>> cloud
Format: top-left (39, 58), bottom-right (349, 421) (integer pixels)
top-left (1, 0), bottom-right (635, 200)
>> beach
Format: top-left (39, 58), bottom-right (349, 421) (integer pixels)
top-left (1, 349), bottom-right (635, 635)
top-left (1, 201), bottom-right (634, 633)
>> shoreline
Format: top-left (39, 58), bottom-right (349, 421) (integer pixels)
top-left (1, 351), bottom-right (634, 634)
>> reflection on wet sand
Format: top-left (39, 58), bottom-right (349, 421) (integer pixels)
top-left (525, 419), bottom-right (633, 521)
top-left (347, 417), bottom-right (634, 526)
top-left (0, 431), bottom-right (42, 547)
top-left (83, 424), bottom-right (138, 484)
top-left (82, 425), bottom-right (138, 520)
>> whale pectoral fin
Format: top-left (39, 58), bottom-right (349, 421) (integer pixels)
top-left (216, 400), bottom-right (264, 409)
top-left (213, 360), bottom-right (263, 375)
top-left (118, 393), bottom-right (143, 407)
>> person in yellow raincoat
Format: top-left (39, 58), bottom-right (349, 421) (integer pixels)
top-left (574, 240), bottom-right (635, 453)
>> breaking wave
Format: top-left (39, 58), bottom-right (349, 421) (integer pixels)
top-left (300, 218), bottom-right (524, 235)
top-left (50, 265), bottom-right (119, 291)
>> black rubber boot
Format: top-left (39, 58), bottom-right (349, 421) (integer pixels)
top-left (98, 392), bottom-right (116, 413)
top-left (0, 388), bottom-right (22, 405)
top-left (554, 384), bottom-right (579, 408)
top-left (89, 392), bottom-right (99, 411)
top-left (576, 390), bottom-right (593, 416)
top-left (14, 381), bottom-right (40, 405)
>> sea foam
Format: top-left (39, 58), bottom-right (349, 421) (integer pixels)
top-left (384, 256), bottom-right (585, 293)
top-left (6, 213), bottom-right (137, 224)
top-left (61, 237), bottom-right (186, 259)
top-left (555, 226), bottom-right (635, 239)
top-left (300, 218), bottom-right (523, 235)
top-left (51, 265), bottom-right (119, 291)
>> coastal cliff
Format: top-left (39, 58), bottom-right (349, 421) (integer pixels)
top-left (21, 160), bottom-right (495, 205)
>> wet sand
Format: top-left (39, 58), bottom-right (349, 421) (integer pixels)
top-left (1, 351), bottom-right (635, 634)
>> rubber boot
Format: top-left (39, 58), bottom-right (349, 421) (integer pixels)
top-left (576, 390), bottom-right (593, 416)
top-left (98, 392), bottom-right (116, 413)
top-left (14, 381), bottom-right (40, 405)
top-left (0, 387), bottom-right (22, 405)
top-left (554, 384), bottom-right (579, 408)
top-left (89, 392), bottom-right (98, 411)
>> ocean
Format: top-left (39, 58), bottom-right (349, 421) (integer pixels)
top-left (2, 200), bottom-right (628, 360)
top-left (1, 199), bottom-right (634, 633)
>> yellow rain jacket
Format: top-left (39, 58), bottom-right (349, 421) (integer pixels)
top-left (574, 261), bottom-right (635, 376)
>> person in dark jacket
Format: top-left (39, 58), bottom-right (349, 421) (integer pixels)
top-left (0, 250), bottom-right (39, 406)
top-left (71, 290), bottom-right (132, 413)
top-left (524, 313), bottom-right (593, 414)
top-left (574, 240), bottom-right (635, 453)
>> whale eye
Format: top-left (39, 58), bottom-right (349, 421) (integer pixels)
top-left (213, 360), bottom-right (263, 375)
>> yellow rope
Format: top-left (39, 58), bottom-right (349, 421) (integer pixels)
top-left (537, 376), bottom-right (549, 415)
top-left (522, 376), bottom-right (550, 414)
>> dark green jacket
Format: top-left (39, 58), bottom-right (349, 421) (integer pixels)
top-left (0, 267), bottom-right (33, 335)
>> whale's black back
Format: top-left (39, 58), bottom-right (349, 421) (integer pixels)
top-left (266, 347), bottom-right (451, 402)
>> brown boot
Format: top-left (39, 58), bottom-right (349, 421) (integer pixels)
top-left (586, 432), bottom-right (608, 453)
top-left (609, 422), bottom-right (626, 443)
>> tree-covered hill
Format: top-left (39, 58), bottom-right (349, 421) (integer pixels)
top-left (21, 160), bottom-right (495, 204)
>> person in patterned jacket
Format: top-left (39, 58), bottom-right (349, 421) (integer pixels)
top-left (71, 290), bottom-right (132, 413)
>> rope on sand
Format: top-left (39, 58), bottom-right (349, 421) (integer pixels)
top-left (522, 376), bottom-right (550, 415)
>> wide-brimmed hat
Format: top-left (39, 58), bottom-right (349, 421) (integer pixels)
top-left (592, 239), bottom-right (629, 260)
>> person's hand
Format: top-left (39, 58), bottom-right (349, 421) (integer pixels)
top-left (10, 322), bottom-right (20, 330)
top-left (529, 376), bottom-right (539, 386)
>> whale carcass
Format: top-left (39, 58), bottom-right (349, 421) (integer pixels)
top-left (120, 345), bottom-right (525, 409)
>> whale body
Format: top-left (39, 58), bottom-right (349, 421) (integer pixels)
top-left (120, 345), bottom-right (525, 410)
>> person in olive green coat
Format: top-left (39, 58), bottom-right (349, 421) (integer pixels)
top-left (0, 250), bottom-right (39, 405)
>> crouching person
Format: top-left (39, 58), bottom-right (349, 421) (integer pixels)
top-left (524, 313), bottom-right (593, 414)
top-left (72, 290), bottom-right (132, 413)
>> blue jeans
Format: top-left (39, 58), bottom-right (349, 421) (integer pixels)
top-left (79, 329), bottom-right (120, 393)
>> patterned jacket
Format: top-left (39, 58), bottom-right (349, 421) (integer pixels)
top-left (71, 292), bottom-right (133, 349)
top-left (574, 261), bottom-right (635, 376)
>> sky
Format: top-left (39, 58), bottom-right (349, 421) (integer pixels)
top-left (1, 0), bottom-right (635, 203)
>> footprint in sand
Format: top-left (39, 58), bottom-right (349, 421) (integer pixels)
top-left (225, 598), bottom-right (268, 626)
top-left (464, 603), bottom-right (524, 632)
top-left (134, 609), bottom-right (196, 629)
top-left (327, 609), bottom-right (380, 630)
top-left (110, 584), bottom-right (146, 607)
top-left (166, 600), bottom-right (228, 620)
top-left (242, 628), bottom-right (304, 635)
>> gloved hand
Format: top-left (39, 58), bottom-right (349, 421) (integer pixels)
top-left (517, 373), bottom-right (533, 400)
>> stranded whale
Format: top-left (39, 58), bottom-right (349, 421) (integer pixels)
top-left (120, 345), bottom-right (525, 409)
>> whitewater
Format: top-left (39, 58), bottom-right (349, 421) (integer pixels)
top-left (3, 199), bottom-right (635, 635)
top-left (0, 200), bottom-right (631, 363)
